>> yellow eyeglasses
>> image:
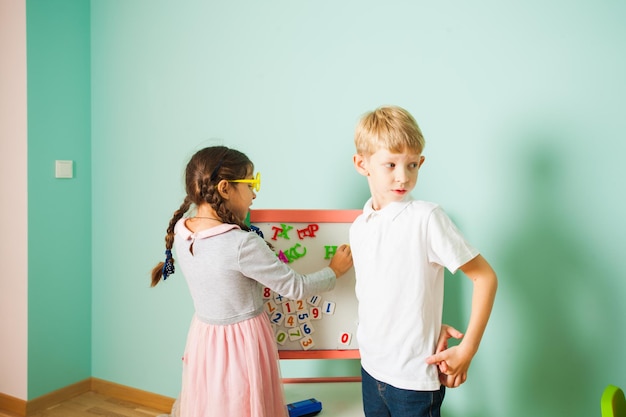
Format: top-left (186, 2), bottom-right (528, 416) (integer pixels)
top-left (229, 172), bottom-right (261, 192)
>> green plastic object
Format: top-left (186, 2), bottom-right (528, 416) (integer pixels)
top-left (602, 385), bottom-right (626, 417)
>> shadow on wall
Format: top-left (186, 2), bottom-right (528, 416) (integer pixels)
top-left (494, 133), bottom-right (620, 417)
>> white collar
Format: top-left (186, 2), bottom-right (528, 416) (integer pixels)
top-left (175, 219), bottom-right (240, 241)
top-left (363, 195), bottom-right (414, 222)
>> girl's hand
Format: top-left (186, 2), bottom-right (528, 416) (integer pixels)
top-left (329, 244), bottom-right (353, 278)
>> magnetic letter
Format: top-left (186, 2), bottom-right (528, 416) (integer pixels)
top-left (284, 243), bottom-right (307, 263)
top-left (324, 245), bottom-right (338, 259)
top-left (275, 224), bottom-right (293, 240)
top-left (271, 226), bottom-right (282, 241)
top-left (297, 224), bottom-right (320, 239)
top-left (277, 250), bottom-right (289, 264)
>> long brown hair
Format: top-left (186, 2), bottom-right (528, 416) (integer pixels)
top-left (150, 146), bottom-right (253, 287)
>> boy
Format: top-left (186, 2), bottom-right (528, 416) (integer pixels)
top-left (349, 106), bottom-right (497, 417)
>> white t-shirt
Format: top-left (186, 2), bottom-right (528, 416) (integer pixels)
top-left (349, 196), bottom-right (478, 391)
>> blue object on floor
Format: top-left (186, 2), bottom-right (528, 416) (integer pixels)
top-left (287, 398), bottom-right (323, 417)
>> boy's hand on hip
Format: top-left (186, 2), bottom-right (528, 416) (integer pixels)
top-left (425, 325), bottom-right (472, 388)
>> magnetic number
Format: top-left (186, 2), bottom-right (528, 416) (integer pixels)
top-left (265, 300), bottom-right (277, 314)
top-left (276, 331), bottom-right (287, 345)
top-left (271, 311), bottom-right (284, 325)
top-left (323, 301), bottom-right (336, 315)
top-left (283, 301), bottom-right (295, 314)
top-left (284, 315), bottom-right (296, 328)
top-left (288, 329), bottom-right (303, 341)
top-left (310, 307), bottom-right (321, 320)
top-left (300, 337), bottom-right (315, 350)
top-left (263, 287), bottom-right (272, 299)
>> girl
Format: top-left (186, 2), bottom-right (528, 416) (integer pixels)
top-left (151, 146), bottom-right (353, 417)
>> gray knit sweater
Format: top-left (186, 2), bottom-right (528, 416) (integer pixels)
top-left (173, 219), bottom-right (336, 325)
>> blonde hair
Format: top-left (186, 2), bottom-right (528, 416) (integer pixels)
top-left (354, 106), bottom-right (425, 155)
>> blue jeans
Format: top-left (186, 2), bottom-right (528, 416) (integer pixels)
top-left (361, 367), bottom-right (445, 417)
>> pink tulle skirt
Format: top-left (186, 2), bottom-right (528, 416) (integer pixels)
top-left (179, 313), bottom-right (288, 417)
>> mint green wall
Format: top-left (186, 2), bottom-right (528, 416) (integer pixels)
top-left (88, 2), bottom-right (626, 417)
top-left (26, 0), bottom-right (92, 400)
top-left (24, 0), bottom-right (626, 415)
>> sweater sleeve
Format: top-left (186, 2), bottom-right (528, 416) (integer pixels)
top-left (237, 232), bottom-right (336, 300)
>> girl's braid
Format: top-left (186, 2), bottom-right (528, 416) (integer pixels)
top-left (150, 197), bottom-right (192, 287)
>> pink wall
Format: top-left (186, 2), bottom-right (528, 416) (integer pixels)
top-left (0, 0), bottom-right (28, 401)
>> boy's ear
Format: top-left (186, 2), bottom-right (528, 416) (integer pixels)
top-left (217, 180), bottom-right (231, 200)
top-left (353, 154), bottom-right (369, 177)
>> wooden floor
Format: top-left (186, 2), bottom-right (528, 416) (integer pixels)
top-left (0, 391), bottom-right (167, 417)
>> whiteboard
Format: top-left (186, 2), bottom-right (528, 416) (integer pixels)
top-left (250, 209), bottom-right (361, 359)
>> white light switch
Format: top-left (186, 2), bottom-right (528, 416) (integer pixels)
top-left (55, 160), bottom-right (73, 178)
